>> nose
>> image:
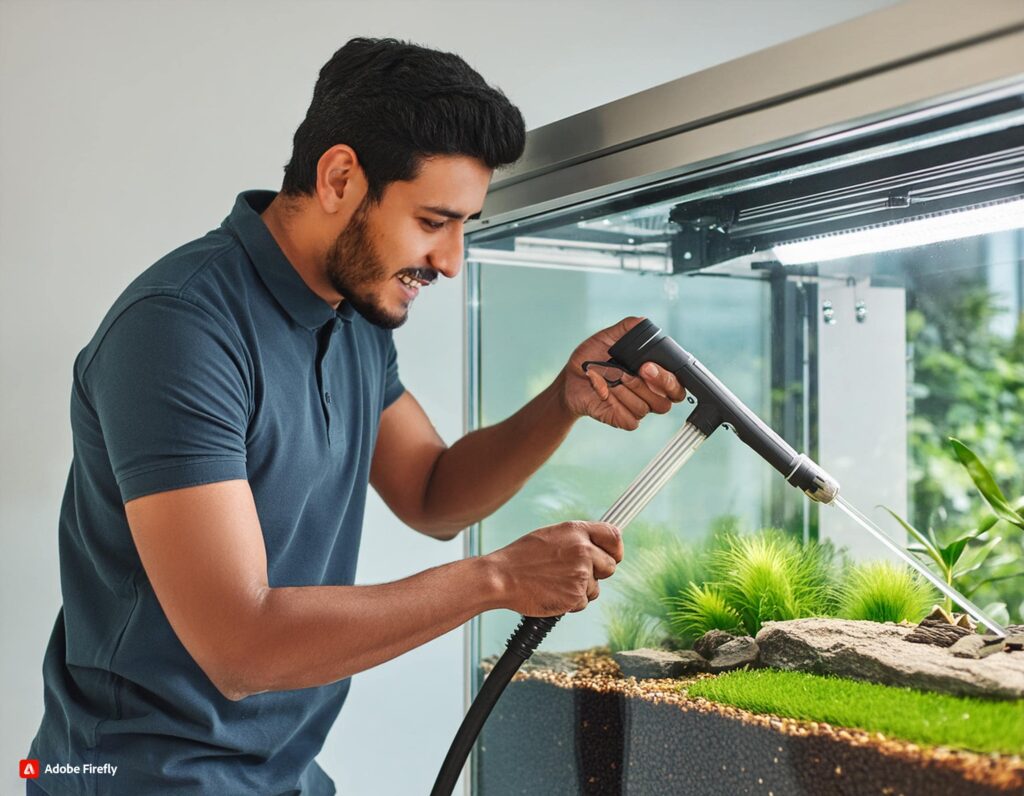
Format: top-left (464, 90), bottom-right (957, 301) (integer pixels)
top-left (428, 228), bottom-right (464, 279)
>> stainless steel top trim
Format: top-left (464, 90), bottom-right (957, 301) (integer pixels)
top-left (472, 0), bottom-right (1024, 233)
top-left (471, 31), bottom-right (1024, 233)
top-left (494, 0), bottom-right (1024, 190)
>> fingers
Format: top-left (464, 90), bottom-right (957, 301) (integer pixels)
top-left (586, 367), bottom-right (611, 401)
top-left (570, 577), bottom-right (600, 613)
top-left (610, 382), bottom-right (652, 420)
top-left (639, 362), bottom-right (687, 402)
top-left (586, 522), bottom-right (624, 564)
top-left (590, 546), bottom-right (618, 579)
top-left (619, 372), bottom-right (673, 415)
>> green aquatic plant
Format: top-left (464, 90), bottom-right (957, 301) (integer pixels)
top-left (606, 524), bottom-right (707, 640)
top-left (604, 604), bottom-right (661, 653)
top-left (952, 438), bottom-right (1024, 532)
top-left (837, 560), bottom-right (934, 624)
top-left (667, 582), bottom-right (743, 641)
top-left (951, 438), bottom-right (1024, 623)
top-left (884, 438), bottom-right (1024, 618)
top-left (665, 529), bottom-right (838, 641)
top-left (686, 669), bottom-right (1024, 756)
top-left (711, 530), bottom-right (837, 635)
top-left (617, 544), bottom-right (703, 629)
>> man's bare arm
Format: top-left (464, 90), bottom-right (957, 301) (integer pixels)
top-left (125, 479), bottom-right (621, 700)
top-left (370, 375), bottom-right (575, 541)
top-left (371, 318), bottom-right (686, 541)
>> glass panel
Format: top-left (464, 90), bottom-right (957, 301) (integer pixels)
top-left (467, 88), bottom-right (1024, 795)
top-left (475, 263), bottom-right (771, 656)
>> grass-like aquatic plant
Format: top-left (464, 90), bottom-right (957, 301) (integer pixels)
top-left (609, 521), bottom-right (950, 652)
top-left (604, 604), bottom-right (661, 653)
top-left (837, 560), bottom-right (934, 623)
top-left (715, 531), bottom-right (836, 634)
top-left (606, 523), bottom-right (707, 644)
top-left (667, 583), bottom-right (743, 640)
top-left (670, 530), bottom-right (838, 638)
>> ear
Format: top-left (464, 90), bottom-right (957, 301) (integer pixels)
top-left (314, 145), bottom-right (368, 214)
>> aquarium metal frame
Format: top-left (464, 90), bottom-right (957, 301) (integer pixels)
top-left (462, 262), bottom-right (483, 796)
top-left (468, 0), bottom-right (1024, 238)
top-left (462, 2), bottom-right (1024, 792)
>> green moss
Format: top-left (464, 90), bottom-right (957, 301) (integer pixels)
top-left (685, 669), bottom-right (1024, 756)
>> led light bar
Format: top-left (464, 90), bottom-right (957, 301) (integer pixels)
top-left (773, 197), bottom-right (1024, 265)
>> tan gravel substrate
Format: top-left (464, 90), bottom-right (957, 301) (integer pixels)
top-left (483, 648), bottom-right (1024, 792)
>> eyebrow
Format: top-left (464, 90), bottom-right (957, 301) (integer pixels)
top-left (420, 205), bottom-right (482, 221)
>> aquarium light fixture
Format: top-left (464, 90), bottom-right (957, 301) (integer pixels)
top-left (466, 237), bottom-right (672, 274)
top-left (772, 197), bottom-right (1024, 265)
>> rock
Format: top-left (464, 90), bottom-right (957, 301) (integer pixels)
top-left (693, 629), bottom-right (736, 659)
top-left (612, 648), bottom-right (708, 679)
top-left (481, 650), bottom-right (578, 674)
top-left (708, 636), bottom-right (759, 672)
top-left (1006, 634), bottom-right (1024, 652)
top-left (755, 618), bottom-right (1024, 700)
top-left (524, 651), bottom-right (580, 673)
top-left (949, 634), bottom-right (1006, 659)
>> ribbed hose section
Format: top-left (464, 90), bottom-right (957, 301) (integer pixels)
top-left (430, 616), bottom-right (559, 796)
top-left (430, 421), bottom-right (709, 796)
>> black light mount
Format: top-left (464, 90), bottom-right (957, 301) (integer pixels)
top-left (668, 200), bottom-right (750, 272)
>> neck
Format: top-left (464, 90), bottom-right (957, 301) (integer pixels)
top-left (260, 193), bottom-right (344, 308)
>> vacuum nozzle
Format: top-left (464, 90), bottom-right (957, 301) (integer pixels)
top-left (787, 454), bottom-right (840, 504)
top-left (608, 319), bottom-right (840, 504)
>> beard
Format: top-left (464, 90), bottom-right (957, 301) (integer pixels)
top-left (323, 199), bottom-right (412, 330)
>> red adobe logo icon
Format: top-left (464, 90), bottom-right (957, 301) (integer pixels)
top-left (19, 759), bottom-right (40, 779)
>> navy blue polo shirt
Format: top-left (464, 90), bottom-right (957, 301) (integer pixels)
top-left (29, 191), bottom-right (405, 795)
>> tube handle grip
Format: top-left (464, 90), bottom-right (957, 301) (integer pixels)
top-left (607, 319), bottom-right (837, 501)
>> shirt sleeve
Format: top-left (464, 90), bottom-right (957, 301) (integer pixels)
top-left (85, 295), bottom-right (251, 503)
top-left (382, 334), bottom-right (405, 410)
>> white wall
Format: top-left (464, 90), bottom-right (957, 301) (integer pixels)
top-left (0, 1), bottom-right (899, 793)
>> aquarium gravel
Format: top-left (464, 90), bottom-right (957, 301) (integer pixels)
top-left (477, 649), bottom-right (1023, 794)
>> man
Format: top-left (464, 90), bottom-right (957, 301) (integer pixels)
top-left (28, 38), bottom-right (685, 795)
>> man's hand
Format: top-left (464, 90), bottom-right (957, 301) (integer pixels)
top-left (560, 316), bottom-right (687, 430)
top-left (484, 521), bottom-right (623, 616)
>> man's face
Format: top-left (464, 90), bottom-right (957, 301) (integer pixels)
top-left (324, 154), bottom-right (491, 329)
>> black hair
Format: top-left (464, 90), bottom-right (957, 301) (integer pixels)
top-left (281, 38), bottom-right (526, 200)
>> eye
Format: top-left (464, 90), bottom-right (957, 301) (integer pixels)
top-left (421, 219), bottom-right (446, 231)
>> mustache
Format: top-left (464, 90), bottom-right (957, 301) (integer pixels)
top-left (397, 267), bottom-right (439, 285)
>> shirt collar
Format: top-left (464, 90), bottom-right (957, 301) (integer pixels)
top-left (223, 190), bottom-right (355, 329)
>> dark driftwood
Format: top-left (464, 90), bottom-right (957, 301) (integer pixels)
top-left (904, 619), bottom-right (973, 647)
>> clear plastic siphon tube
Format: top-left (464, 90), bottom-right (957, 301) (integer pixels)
top-left (831, 495), bottom-right (1007, 637)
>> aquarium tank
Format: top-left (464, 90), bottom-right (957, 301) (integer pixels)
top-left (458, 4), bottom-right (1024, 794)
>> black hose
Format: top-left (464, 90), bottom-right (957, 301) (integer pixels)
top-left (430, 614), bottom-right (561, 796)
